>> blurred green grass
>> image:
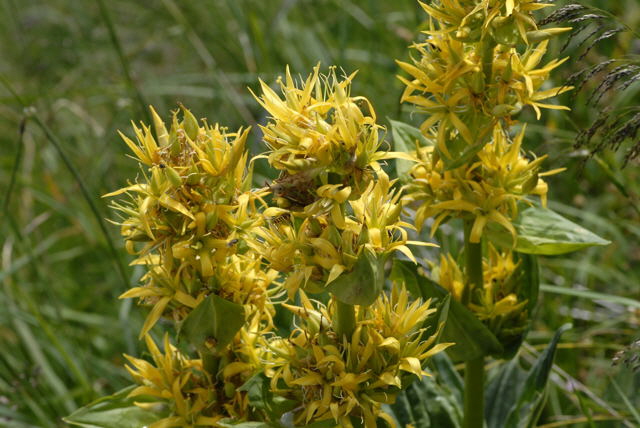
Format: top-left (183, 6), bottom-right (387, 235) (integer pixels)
top-left (1, 0), bottom-right (639, 426)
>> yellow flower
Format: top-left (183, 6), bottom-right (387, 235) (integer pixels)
top-left (254, 65), bottom-right (409, 215)
top-left (406, 123), bottom-right (562, 243)
top-left (253, 170), bottom-right (434, 298)
top-left (124, 334), bottom-right (222, 428)
top-left (264, 288), bottom-right (451, 428)
top-left (106, 106), bottom-right (270, 337)
top-left (433, 245), bottom-right (529, 344)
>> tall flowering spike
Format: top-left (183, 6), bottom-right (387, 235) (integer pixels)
top-left (105, 106), bottom-right (271, 335)
top-left (264, 288), bottom-right (451, 428)
top-left (398, 0), bottom-right (569, 241)
top-left (107, 106), bottom-right (282, 425)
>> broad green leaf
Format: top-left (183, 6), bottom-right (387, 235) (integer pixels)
top-left (506, 324), bottom-right (571, 427)
top-left (488, 206), bottom-right (610, 255)
top-left (391, 260), bottom-right (503, 361)
top-left (389, 119), bottom-right (429, 182)
top-left (389, 356), bottom-right (463, 428)
top-left (179, 294), bottom-right (245, 352)
top-left (327, 250), bottom-right (385, 306)
top-left (433, 288), bottom-right (503, 362)
top-left (389, 259), bottom-right (421, 297)
top-left (238, 373), bottom-right (296, 421)
top-left (63, 386), bottom-right (164, 428)
top-left (485, 357), bottom-right (528, 428)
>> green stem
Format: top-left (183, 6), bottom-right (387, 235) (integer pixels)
top-left (463, 219), bottom-right (485, 428)
top-left (464, 356), bottom-right (485, 428)
top-left (334, 299), bottom-right (356, 340)
top-left (462, 220), bottom-right (483, 306)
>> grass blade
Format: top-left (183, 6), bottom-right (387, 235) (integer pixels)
top-left (540, 284), bottom-right (640, 310)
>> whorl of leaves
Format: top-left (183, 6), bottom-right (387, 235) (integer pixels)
top-left (540, 3), bottom-right (640, 164)
top-left (612, 339), bottom-right (640, 372)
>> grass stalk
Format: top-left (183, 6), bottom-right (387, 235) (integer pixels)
top-left (95, 0), bottom-right (150, 124)
top-left (1, 72), bottom-right (130, 290)
top-left (1, 116), bottom-right (25, 229)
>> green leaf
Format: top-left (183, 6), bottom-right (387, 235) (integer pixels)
top-left (433, 287), bottom-right (503, 362)
top-left (389, 259), bottom-right (421, 297)
top-left (540, 284), bottom-right (640, 309)
top-left (387, 353), bottom-right (465, 428)
top-left (487, 206), bottom-right (610, 255)
top-left (216, 420), bottom-right (275, 428)
top-left (389, 360), bottom-right (462, 428)
top-left (238, 373), bottom-right (296, 421)
top-left (439, 136), bottom-right (485, 171)
top-left (63, 386), bottom-right (164, 428)
top-left (389, 119), bottom-right (429, 182)
top-left (179, 294), bottom-right (245, 352)
top-left (391, 260), bottom-right (503, 362)
top-left (486, 324), bottom-right (571, 428)
top-left (327, 249), bottom-right (385, 306)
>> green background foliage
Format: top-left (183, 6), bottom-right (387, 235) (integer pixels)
top-left (1, 0), bottom-right (639, 426)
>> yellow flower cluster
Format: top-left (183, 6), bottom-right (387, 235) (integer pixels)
top-left (254, 169), bottom-right (428, 296)
top-left (407, 124), bottom-right (562, 243)
top-left (125, 334), bottom-right (222, 428)
top-left (433, 246), bottom-right (529, 346)
top-left (253, 65), bottom-right (398, 203)
top-left (124, 328), bottom-right (268, 428)
top-left (252, 67), bottom-right (433, 296)
top-left (106, 107), bottom-right (269, 335)
top-left (247, 66), bottom-right (447, 426)
top-left (107, 67), bottom-right (450, 425)
top-left (394, 0), bottom-right (571, 359)
top-left (398, 0), bottom-right (569, 241)
top-left (106, 107), bottom-right (279, 424)
top-left (265, 288), bottom-right (450, 427)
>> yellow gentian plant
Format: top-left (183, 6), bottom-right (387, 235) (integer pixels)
top-left (65, 2), bottom-right (611, 427)
top-left (394, 1), bottom-right (608, 427)
top-left (94, 66), bottom-right (449, 427)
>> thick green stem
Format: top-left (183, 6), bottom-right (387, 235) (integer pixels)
top-left (463, 356), bottom-right (485, 428)
top-left (462, 220), bottom-right (483, 306)
top-left (334, 299), bottom-right (356, 340)
top-left (463, 219), bottom-right (485, 428)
